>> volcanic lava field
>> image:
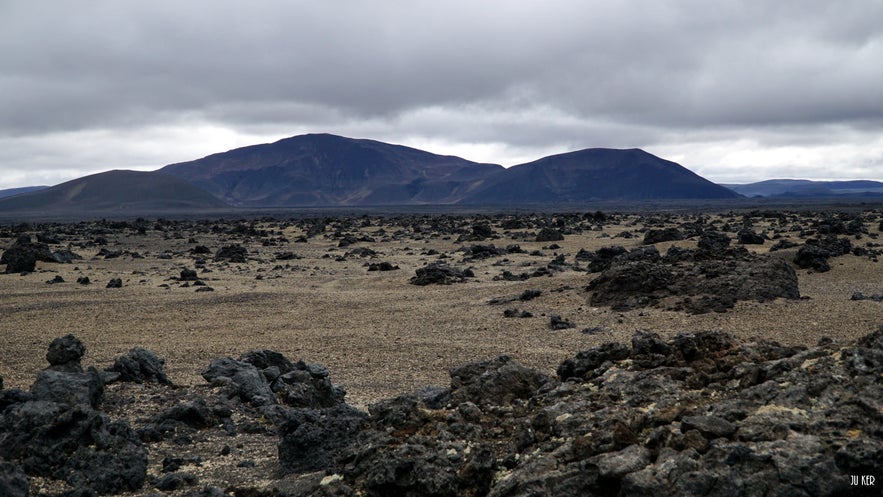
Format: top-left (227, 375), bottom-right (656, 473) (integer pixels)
top-left (1, 209), bottom-right (882, 496)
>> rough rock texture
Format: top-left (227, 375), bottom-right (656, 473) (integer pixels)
top-left (1, 236), bottom-right (50, 273)
top-left (282, 328), bottom-right (883, 497)
top-left (201, 350), bottom-right (346, 411)
top-left (0, 336), bottom-right (147, 495)
top-left (642, 227), bottom-right (684, 245)
top-left (46, 334), bottom-right (86, 371)
top-left (3, 325), bottom-right (882, 496)
top-left (535, 228), bottom-right (564, 242)
top-left (587, 244), bottom-right (800, 314)
top-left (214, 244), bottom-right (248, 263)
top-left (793, 236), bottom-right (853, 272)
top-left (106, 347), bottom-right (173, 385)
top-left (410, 263), bottom-right (474, 285)
top-left (0, 460), bottom-right (29, 497)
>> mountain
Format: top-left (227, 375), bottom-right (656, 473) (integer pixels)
top-left (0, 186), bottom-right (49, 199)
top-left (0, 170), bottom-right (228, 213)
top-left (461, 148), bottom-right (740, 204)
top-left (160, 133), bottom-right (504, 206)
top-left (724, 179), bottom-right (883, 198)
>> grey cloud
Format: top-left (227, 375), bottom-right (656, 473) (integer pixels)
top-left (0, 0), bottom-right (882, 187)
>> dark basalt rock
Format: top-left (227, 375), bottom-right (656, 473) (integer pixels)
top-left (1, 235), bottom-right (58, 273)
top-left (535, 227), bottom-right (564, 242)
top-left (737, 229), bottom-right (765, 244)
top-left (410, 263), bottom-right (473, 285)
top-left (697, 231), bottom-right (731, 255)
top-left (215, 244), bottom-right (248, 263)
top-left (793, 236), bottom-right (853, 272)
top-left (449, 355), bottom-right (548, 406)
top-left (0, 401), bottom-right (147, 494)
top-left (587, 249), bottom-right (800, 314)
top-left (105, 278), bottom-right (123, 288)
top-left (642, 227), bottom-right (684, 245)
top-left (367, 261), bottom-right (399, 271)
top-left (301, 328), bottom-right (883, 497)
top-left (557, 342), bottom-right (632, 381)
top-left (153, 472), bottom-right (199, 491)
top-left (30, 368), bottom-right (104, 408)
top-left (46, 334), bottom-right (86, 371)
top-left (277, 404), bottom-right (367, 474)
top-left (106, 347), bottom-right (173, 385)
top-left (202, 357), bottom-right (277, 407)
top-left (179, 268), bottom-right (199, 281)
top-left (0, 460), bottom-right (29, 497)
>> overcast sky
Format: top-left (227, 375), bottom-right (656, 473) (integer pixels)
top-left (1, 0), bottom-right (882, 189)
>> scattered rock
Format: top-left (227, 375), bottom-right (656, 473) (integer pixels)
top-left (367, 261), bottom-right (399, 271)
top-left (107, 347), bottom-right (173, 385)
top-left (535, 227), bottom-right (564, 242)
top-left (215, 244), bottom-right (248, 263)
top-left (30, 369), bottom-right (104, 408)
top-left (642, 227), bottom-right (684, 245)
top-left (410, 263), bottom-right (474, 285)
top-left (106, 278), bottom-right (123, 288)
top-left (793, 236), bottom-right (852, 272)
top-left (851, 292), bottom-right (883, 302)
top-left (737, 229), bottom-right (765, 244)
top-left (587, 250), bottom-right (799, 314)
top-left (153, 472), bottom-right (199, 491)
top-left (179, 268), bottom-right (199, 281)
top-left (550, 314), bottom-right (575, 330)
top-left (46, 334), bottom-right (86, 371)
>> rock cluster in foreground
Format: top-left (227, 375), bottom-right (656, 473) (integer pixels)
top-left (1, 328), bottom-right (882, 496)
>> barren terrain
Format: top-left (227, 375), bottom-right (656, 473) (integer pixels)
top-left (2, 212), bottom-right (881, 406)
top-left (1, 210), bottom-right (881, 496)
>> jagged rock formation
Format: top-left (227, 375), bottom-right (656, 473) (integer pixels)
top-left (1, 328), bottom-right (881, 495)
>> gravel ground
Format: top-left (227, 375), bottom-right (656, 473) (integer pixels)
top-left (1, 212), bottom-right (881, 409)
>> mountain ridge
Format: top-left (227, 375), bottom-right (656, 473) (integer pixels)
top-left (160, 133), bottom-right (504, 206)
top-left (462, 147), bottom-right (739, 203)
top-left (0, 170), bottom-right (228, 213)
top-left (724, 179), bottom-right (883, 198)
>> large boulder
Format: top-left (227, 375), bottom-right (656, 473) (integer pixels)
top-left (202, 357), bottom-right (276, 407)
top-left (0, 401), bottom-right (147, 494)
top-left (410, 263), bottom-right (474, 285)
top-left (642, 227), bottom-right (684, 245)
top-left (215, 244), bottom-right (248, 263)
top-left (587, 251), bottom-right (800, 314)
top-left (1, 235), bottom-right (55, 273)
top-left (30, 368), bottom-right (104, 408)
top-left (106, 347), bottom-right (173, 385)
top-left (793, 237), bottom-right (853, 273)
top-left (277, 404), bottom-right (367, 474)
top-left (449, 355), bottom-right (548, 406)
top-left (305, 328), bottom-right (883, 496)
top-left (46, 334), bottom-right (86, 372)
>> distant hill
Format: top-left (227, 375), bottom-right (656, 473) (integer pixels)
top-left (0, 170), bottom-right (228, 213)
top-left (724, 179), bottom-right (883, 198)
top-left (160, 133), bottom-right (504, 206)
top-left (0, 186), bottom-right (49, 199)
top-left (461, 148), bottom-right (740, 204)
top-left (0, 135), bottom-right (755, 214)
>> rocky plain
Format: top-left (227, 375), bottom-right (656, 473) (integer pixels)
top-left (0, 209), bottom-right (882, 496)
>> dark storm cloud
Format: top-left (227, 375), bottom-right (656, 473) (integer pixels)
top-left (1, 0), bottom-right (882, 187)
